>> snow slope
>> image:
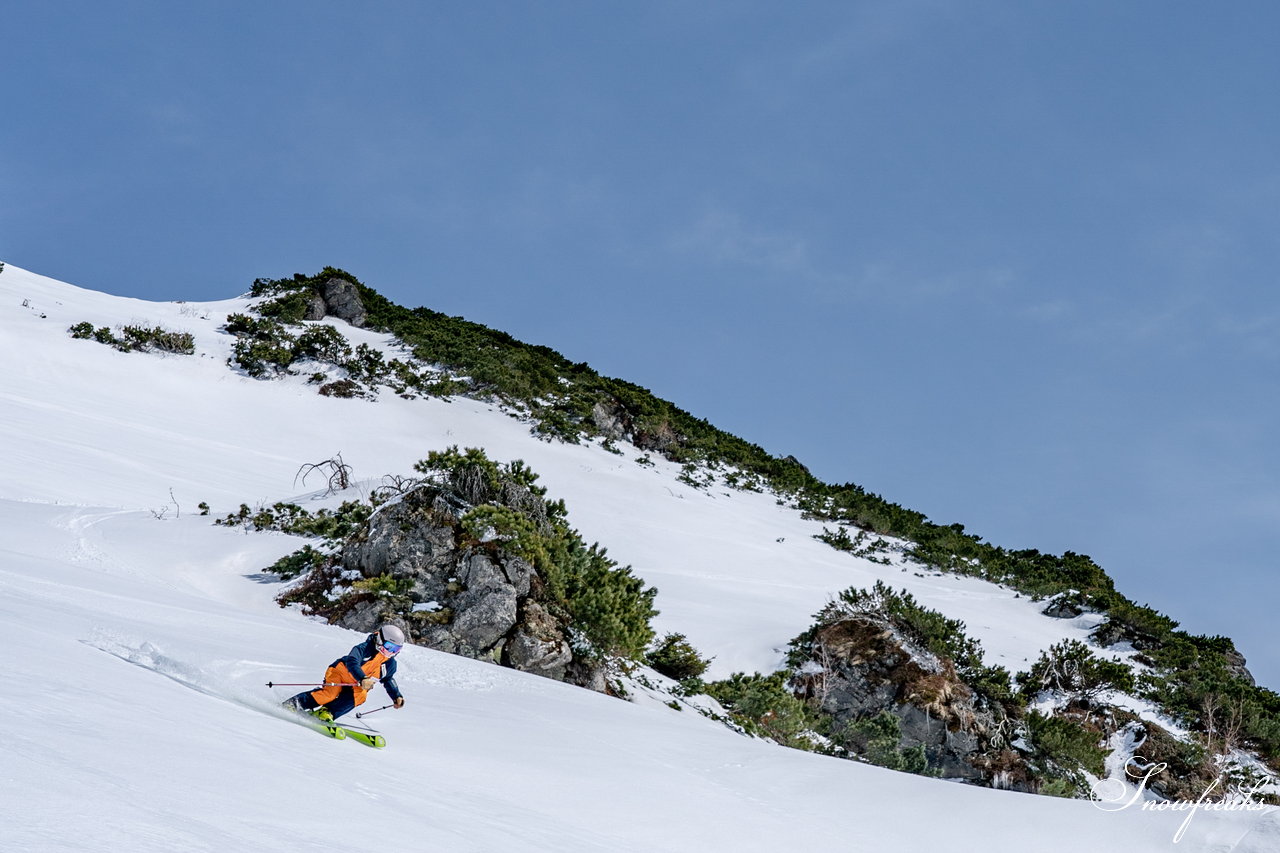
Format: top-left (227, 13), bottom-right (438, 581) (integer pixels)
top-left (2, 263), bottom-right (1275, 851)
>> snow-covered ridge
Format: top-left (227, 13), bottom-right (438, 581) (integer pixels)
top-left (3, 262), bottom-right (1276, 851)
top-left (0, 263), bottom-right (1119, 679)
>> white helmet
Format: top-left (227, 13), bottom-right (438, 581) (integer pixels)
top-left (376, 624), bottom-right (406, 656)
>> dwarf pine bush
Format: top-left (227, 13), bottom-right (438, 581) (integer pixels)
top-left (68, 321), bottom-right (194, 354)
top-left (214, 500), bottom-right (371, 542)
top-left (266, 545), bottom-right (330, 579)
top-left (1017, 639), bottom-right (1134, 703)
top-left (1026, 711), bottom-right (1107, 777)
top-left (843, 711), bottom-right (932, 775)
top-left (646, 633), bottom-right (712, 681)
top-left (704, 672), bottom-right (819, 750)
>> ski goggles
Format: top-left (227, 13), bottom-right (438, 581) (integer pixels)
top-left (380, 641), bottom-right (403, 656)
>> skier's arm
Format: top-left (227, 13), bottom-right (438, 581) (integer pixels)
top-left (381, 657), bottom-right (403, 701)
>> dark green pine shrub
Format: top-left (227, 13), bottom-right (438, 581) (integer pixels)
top-left (256, 290), bottom-right (312, 323)
top-left (347, 344), bottom-right (388, 383)
top-left (293, 324), bottom-right (351, 364)
top-left (214, 500), bottom-right (371, 542)
top-left (267, 545), bottom-right (330, 579)
top-left (120, 325), bottom-right (195, 354)
top-left (1092, 598), bottom-right (1179, 648)
top-left (556, 538), bottom-right (657, 661)
top-left (68, 321), bottom-right (195, 355)
top-left (1026, 710), bottom-right (1107, 778)
top-left (1140, 635), bottom-right (1280, 765)
top-left (704, 672), bottom-right (819, 750)
top-left (646, 633), bottom-right (712, 681)
top-left (1038, 777), bottom-right (1081, 799)
top-left (226, 287), bottom-right (435, 396)
top-left (1017, 639), bottom-right (1134, 703)
top-left (842, 711), bottom-right (932, 775)
top-left (225, 313), bottom-right (297, 377)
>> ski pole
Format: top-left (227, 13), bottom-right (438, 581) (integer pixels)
top-left (265, 681), bottom-right (362, 689)
top-left (356, 704), bottom-right (395, 719)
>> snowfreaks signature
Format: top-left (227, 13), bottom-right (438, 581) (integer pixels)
top-left (1091, 761), bottom-right (1270, 843)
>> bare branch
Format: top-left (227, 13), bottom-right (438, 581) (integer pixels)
top-left (295, 453), bottom-right (354, 496)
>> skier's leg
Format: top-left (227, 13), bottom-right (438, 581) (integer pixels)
top-left (284, 691), bottom-right (321, 711)
top-left (323, 687), bottom-right (358, 720)
top-left (284, 664), bottom-right (345, 711)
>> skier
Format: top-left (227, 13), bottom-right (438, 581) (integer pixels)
top-left (285, 625), bottom-right (407, 721)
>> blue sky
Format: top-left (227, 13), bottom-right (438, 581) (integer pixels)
top-left (5, 2), bottom-right (1279, 685)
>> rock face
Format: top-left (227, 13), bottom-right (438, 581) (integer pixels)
top-left (588, 396), bottom-right (681, 453)
top-left (1225, 648), bottom-right (1256, 686)
top-left (303, 293), bottom-right (327, 321)
top-left (332, 484), bottom-right (589, 688)
top-left (590, 400), bottom-right (630, 442)
top-left (305, 276), bottom-right (368, 328)
top-left (792, 617), bottom-right (1023, 787)
top-left (506, 601), bottom-right (574, 678)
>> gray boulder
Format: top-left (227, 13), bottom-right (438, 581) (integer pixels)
top-left (1225, 647), bottom-right (1256, 686)
top-left (316, 277), bottom-right (368, 328)
top-left (303, 293), bottom-right (327, 321)
top-left (506, 601), bottom-right (574, 679)
top-left (590, 400), bottom-right (630, 441)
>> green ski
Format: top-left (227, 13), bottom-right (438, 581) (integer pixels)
top-left (311, 720), bottom-right (347, 740)
top-left (337, 727), bottom-right (386, 748)
top-left (295, 709), bottom-right (346, 740)
top-left (297, 709), bottom-right (385, 747)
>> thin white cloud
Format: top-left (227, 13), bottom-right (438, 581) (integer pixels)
top-left (672, 207), bottom-right (813, 275)
top-left (669, 203), bottom-right (1018, 306)
top-left (794, 0), bottom-right (973, 75)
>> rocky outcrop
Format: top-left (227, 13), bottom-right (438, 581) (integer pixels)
top-left (1225, 647), bottom-right (1256, 686)
top-left (324, 483), bottom-right (601, 690)
top-left (588, 396), bottom-right (681, 453)
top-left (590, 400), bottom-right (630, 442)
top-left (506, 601), bottom-right (573, 679)
top-left (791, 616), bottom-right (1024, 787)
top-left (303, 276), bottom-right (368, 327)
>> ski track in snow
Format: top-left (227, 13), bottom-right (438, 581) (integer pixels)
top-left (84, 635), bottom-right (306, 726)
top-left (1, 263), bottom-right (1275, 851)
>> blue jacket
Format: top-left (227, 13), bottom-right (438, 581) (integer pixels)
top-left (335, 635), bottom-right (402, 701)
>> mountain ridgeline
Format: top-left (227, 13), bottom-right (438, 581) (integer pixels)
top-left (216, 268), bottom-right (1279, 796)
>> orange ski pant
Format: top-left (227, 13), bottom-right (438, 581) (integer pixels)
top-left (308, 663), bottom-right (369, 707)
